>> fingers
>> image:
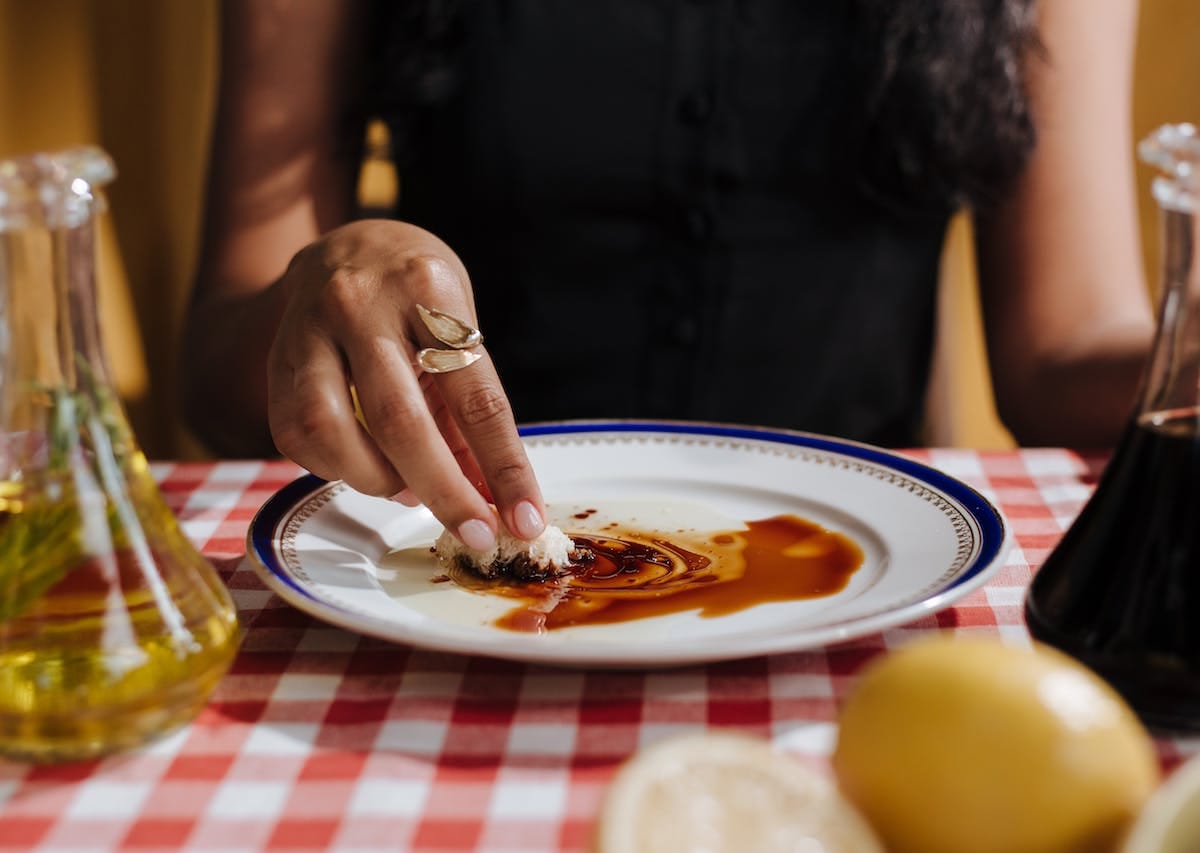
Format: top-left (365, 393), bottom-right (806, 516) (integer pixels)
top-left (361, 256), bottom-right (545, 542)
top-left (348, 323), bottom-right (544, 544)
top-left (398, 257), bottom-right (547, 541)
top-left (267, 229), bottom-right (544, 546)
top-left (267, 329), bottom-right (406, 497)
top-left (420, 371), bottom-right (492, 502)
top-left (427, 350), bottom-right (546, 540)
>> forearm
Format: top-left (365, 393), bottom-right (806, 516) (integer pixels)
top-left (974, 0), bottom-right (1150, 450)
top-left (992, 320), bottom-right (1152, 448)
top-left (183, 0), bottom-right (368, 457)
top-left (182, 279), bottom-right (289, 458)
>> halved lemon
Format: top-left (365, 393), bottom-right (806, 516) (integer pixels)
top-left (1122, 751), bottom-right (1200, 853)
top-left (593, 731), bottom-right (883, 853)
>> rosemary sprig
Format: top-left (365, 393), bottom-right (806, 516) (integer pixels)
top-left (0, 497), bottom-right (84, 621)
top-left (0, 360), bottom-right (129, 623)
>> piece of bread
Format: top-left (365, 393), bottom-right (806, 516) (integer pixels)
top-left (434, 515), bottom-right (577, 581)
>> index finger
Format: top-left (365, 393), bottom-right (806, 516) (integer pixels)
top-left (347, 333), bottom-right (504, 550)
top-left (428, 347), bottom-right (547, 541)
top-left (402, 260), bottom-right (547, 542)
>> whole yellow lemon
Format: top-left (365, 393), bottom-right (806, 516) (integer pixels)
top-left (832, 636), bottom-right (1160, 853)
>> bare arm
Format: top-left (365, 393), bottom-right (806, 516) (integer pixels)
top-left (975, 0), bottom-right (1155, 448)
top-left (183, 0), bottom-right (547, 549)
top-left (184, 0), bottom-right (366, 456)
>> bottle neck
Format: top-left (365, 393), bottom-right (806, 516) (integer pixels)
top-left (0, 215), bottom-right (110, 414)
top-left (1137, 205), bottom-right (1200, 425)
top-left (0, 148), bottom-right (120, 483)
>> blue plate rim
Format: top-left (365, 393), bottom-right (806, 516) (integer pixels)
top-left (247, 419), bottom-right (1008, 616)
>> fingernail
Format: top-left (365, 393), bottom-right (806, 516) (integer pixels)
top-left (458, 518), bottom-right (497, 552)
top-left (512, 500), bottom-right (545, 540)
top-left (391, 489), bottom-right (421, 507)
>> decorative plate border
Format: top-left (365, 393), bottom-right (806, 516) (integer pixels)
top-left (246, 421), bottom-right (1010, 661)
top-left (518, 420), bottom-right (1005, 598)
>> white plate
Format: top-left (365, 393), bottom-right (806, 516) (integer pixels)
top-left (245, 421), bottom-right (1010, 667)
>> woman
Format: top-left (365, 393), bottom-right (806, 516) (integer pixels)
top-left (183, 0), bottom-right (1153, 552)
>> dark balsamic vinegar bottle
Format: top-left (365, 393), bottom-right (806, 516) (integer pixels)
top-left (1026, 124), bottom-right (1200, 732)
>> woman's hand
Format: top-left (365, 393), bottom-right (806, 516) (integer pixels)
top-left (266, 219), bottom-right (547, 550)
top-left (186, 3), bottom-right (543, 548)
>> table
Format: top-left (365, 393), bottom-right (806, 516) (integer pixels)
top-left (1, 450), bottom-right (1198, 852)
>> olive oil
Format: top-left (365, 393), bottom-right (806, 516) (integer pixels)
top-left (0, 460), bottom-right (240, 762)
top-left (0, 147), bottom-right (240, 761)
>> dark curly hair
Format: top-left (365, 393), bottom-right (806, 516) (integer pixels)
top-left (852, 0), bottom-right (1040, 211)
top-left (364, 0), bottom-right (1041, 213)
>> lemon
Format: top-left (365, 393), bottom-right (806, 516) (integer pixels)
top-left (593, 731), bottom-right (884, 853)
top-left (1122, 751), bottom-right (1200, 853)
top-left (832, 636), bottom-right (1160, 853)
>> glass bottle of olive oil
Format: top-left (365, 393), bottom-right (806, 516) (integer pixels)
top-left (0, 148), bottom-right (239, 762)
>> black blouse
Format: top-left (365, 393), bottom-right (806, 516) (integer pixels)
top-left (372, 1), bottom-right (954, 446)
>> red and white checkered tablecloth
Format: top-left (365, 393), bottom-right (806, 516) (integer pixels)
top-left (1, 451), bottom-right (1198, 852)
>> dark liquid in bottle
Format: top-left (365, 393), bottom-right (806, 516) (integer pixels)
top-left (1026, 409), bottom-right (1200, 731)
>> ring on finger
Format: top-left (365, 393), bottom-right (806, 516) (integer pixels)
top-left (415, 303), bottom-right (484, 374)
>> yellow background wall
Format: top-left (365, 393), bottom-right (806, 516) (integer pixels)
top-left (0, 0), bottom-right (1197, 457)
top-left (0, 0), bottom-right (216, 457)
top-left (927, 0), bottom-right (1200, 447)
